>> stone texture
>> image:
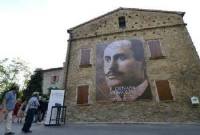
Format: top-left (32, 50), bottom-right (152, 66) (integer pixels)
top-left (64, 8), bottom-right (200, 122)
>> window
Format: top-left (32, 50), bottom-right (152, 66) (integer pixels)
top-left (147, 40), bottom-right (165, 59)
top-left (156, 80), bottom-right (173, 101)
top-left (77, 85), bottom-right (89, 104)
top-left (118, 16), bottom-right (126, 28)
top-left (80, 48), bottom-right (92, 68)
top-left (50, 75), bottom-right (59, 84)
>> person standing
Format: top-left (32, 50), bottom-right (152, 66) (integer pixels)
top-left (2, 85), bottom-right (18, 135)
top-left (12, 99), bottom-right (22, 123)
top-left (22, 92), bottom-right (40, 133)
top-left (17, 100), bottom-right (27, 123)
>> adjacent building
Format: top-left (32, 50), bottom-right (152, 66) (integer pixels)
top-left (42, 67), bottom-right (64, 95)
top-left (64, 8), bottom-right (200, 122)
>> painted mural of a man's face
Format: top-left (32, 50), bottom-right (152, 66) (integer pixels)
top-left (96, 39), bottom-right (151, 101)
top-left (104, 40), bottom-right (145, 89)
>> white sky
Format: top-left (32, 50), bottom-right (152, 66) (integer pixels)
top-left (0, 0), bottom-right (199, 72)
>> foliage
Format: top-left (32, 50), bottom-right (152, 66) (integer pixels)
top-left (0, 57), bottom-right (31, 94)
top-left (0, 83), bottom-right (19, 104)
top-left (17, 90), bottom-right (24, 100)
top-left (48, 86), bottom-right (59, 90)
top-left (23, 69), bottom-right (43, 100)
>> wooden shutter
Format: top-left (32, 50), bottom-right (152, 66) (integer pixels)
top-left (77, 85), bottom-right (89, 104)
top-left (80, 48), bottom-right (91, 67)
top-left (156, 80), bottom-right (173, 101)
top-left (148, 40), bottom-right (164, 59)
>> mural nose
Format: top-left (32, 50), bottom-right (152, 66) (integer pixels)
top-left (109, 60), bottom-right (118, 72)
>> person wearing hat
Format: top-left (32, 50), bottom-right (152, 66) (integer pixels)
top-left (22, 92), bottom-right (40, 133)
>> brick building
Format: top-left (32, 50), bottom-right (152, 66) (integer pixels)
top-left (64, 8), bottom-right (200, 122)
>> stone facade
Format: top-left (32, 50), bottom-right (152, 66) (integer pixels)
top-left (42, 67), bottom-right (64, 95)
top-left (64, 8), bottom-right (200, 122)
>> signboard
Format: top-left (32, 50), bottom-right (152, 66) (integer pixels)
top-left (191, 96), bottom-right (199, 105)
top-left (44, 90), bottom-right (64, 125)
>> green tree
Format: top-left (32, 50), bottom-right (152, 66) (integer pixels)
top-left (0, 57), bottom-right (31, 93)
top-left (0, 58), bottom-right (31, 103)
top-left (23, 68), bottom-right (43, 99)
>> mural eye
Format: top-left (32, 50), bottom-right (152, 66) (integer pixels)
top-left (118, 55), bottom-right (126, 61)
top-left (105, 56), bottom-right (111, 63)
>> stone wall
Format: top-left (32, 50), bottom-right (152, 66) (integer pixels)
top-left (64, 8), bottom-right (200, 122)
top-left (69, 8), bottom-right (184, 40)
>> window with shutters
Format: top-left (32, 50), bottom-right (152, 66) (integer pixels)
top-left (118, 16), bottom-right (126, 29)
top-left (147, 40), bottom-right (165, 59)
top-left (79, 48), bottom-right (92, 68)
top-left (77, 85), bottom-right (89, 105)
top-left (156, 80), bottom-right (173, 101)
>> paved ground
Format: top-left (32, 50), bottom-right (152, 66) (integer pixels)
top-left (1, 122), bottom-right (200, 135)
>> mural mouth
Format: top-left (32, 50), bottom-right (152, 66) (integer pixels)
top-left (106, 72), bottom-right (122, 80)
top-left (106, 71), bottom-right (123, 80)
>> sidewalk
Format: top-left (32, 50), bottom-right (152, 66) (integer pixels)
top-left (1, 122), bottom-right (200, 135)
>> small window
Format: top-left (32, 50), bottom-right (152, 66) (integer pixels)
top-left (80, 48), bottom-right (92, 68)
top-left (156, 80), bottom-right (173, 101)
top-left (77, 85), bottom-right (89, 104)
top-left (50, 76), bottom-right (59, 84)
top-left (118, 16), bottom-right (126, 28)
top-left (147, 40), bottom-right (165, 59)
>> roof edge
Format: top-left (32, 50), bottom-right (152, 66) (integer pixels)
top-left (67, 7), bottom-right (185, 32)
top-left (42, 67), bottom-right (63, 72)
top-left (67, 7), bottom-right (122, 33)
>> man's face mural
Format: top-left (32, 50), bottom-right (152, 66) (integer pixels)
top-left (96, 39), bottom-right (152, 101)
top-left (104, 40), bottom-right (144, 89)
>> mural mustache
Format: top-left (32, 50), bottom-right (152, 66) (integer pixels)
top-left (105, 70), bottom-right (123, 79)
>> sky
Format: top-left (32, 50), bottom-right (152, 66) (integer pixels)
top-left (0, 0), bottom-right (199, 72)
